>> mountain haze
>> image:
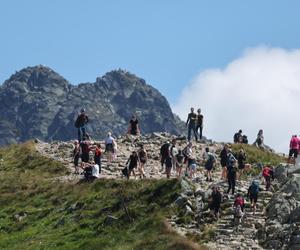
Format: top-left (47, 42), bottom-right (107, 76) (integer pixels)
top-left (0, 66), bottom-right (184, 145)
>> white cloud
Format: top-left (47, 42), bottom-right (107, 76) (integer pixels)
top-left (173, 46), bottom-right (300, 153)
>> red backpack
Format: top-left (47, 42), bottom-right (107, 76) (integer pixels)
top-left (263, 167), bottom-right (270, 177)
top-left (235, 197), bottom-right (244, 207)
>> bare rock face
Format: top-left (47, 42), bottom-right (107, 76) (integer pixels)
top-left (0, 66), bottom-right (185, 145)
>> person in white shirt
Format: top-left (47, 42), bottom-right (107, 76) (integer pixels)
top-left (81, 162), bottom-right (100, 180)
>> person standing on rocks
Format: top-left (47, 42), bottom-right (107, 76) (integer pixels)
top-left (187, 154), bottom-right (197, 179)
top-left (105, 132), bottom-right (116, 167)
top-left (127, 115), bottom-right (140, 136)
top-left (80, 137), bottom-right (91, 163)
top-left (209, 186), bottom-right (222, 220)
top-left (262, 164), bottom-right (274, 191)
top-left (170, 139), bottom-right (178, 173)
top-left (220, 144), bottom-right (229, 180)
top-left (196, 109), bottom-right (204, 140)
top-left (237, 149), bottom-right (246, 180)
top-left (183, 141), bottom-right (193, 176)
top-left (175, 149), bottom-right (184, 178)
top-left (247, 180), bottom-right (260, 215)
top-left (126, 151), bottom-right (140, 179)
top-left (73, 140), bottom-right (80, 174)
top-left (94, 143), bottom-right (102, 174)
top-left (288, 135), bottom-right (299, 165)
top-left (186, 107), bottom-right (198, 141)
top-left (204, 147), bottom-right (216, 182)
top-left (138, 145), bottom-right (147, 179)
top-left (227, 150), bottom-right (237, 195)
top-left (75, 109), bottom-right (89, 142)
top-left (160, 141), bottom-right (171, 172)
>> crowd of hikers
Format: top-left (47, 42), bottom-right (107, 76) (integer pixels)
top-left (72, 107), bottom-right (298, 223)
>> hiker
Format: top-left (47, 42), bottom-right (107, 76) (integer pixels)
top-left (247, 180), bottom-right (260, 215)
top-left (196, 108), bottom-right (204, 140)
top-left (227, 150), bottom-right (237, 195)
top-left (165, 152), bottom-right (173, 179)
top-left (186, 107), bottom-right (198, 141)
top-left (233, 130), bottom-right (243, 143)
top-left (81, 161), bottom-right (100, 180)
top-left (242, 135), bottom-right (248, 144)
top-left (209, 186), bottom-right (222, 220)
top-left (160, 141), bottom-right (170, 172)
top-left (203, 147), bottom-right (216, 181)
top-left (105, 132), bottom-right (116, 166)
top-left (187, 154), bottom-right (197, 179)
top-left (237, 149), bottom-right (246, 180)
top-left (73, 140), bottom-right (80, 174)
top-left (233, 194), bottom-right (245, 224)
top-left (220, 144), bottom-right (229, 180)
top-left (262, 165), bottom-right (274, 191)
top-left (75, 109), bottom-right (89, 142)
top-left (183, 141), bottom-right (193, 176)
top-left (94, 144), bottom-right (102, 174)
top-left (175, 149), bottom-right (184, 178)
top-left (170, 139), bottom-right (178, 173)
top-left (288, 135), bottom-right (299, 165)
top-left (127, 115), bottom-right (140, 135)
top-left (80, 138), bottom-right (91, 163)
top-left (254, 129), bottom-right (264, 148)
top-left (126, 151), bottom-right (140, 179)
top-left (138, 145), bottom-right (147, 179)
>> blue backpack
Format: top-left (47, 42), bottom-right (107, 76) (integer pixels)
top-left (250, 181), bottom-right (259, 194)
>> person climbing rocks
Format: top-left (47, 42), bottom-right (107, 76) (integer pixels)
top-left (94, 143), bottom-right (102, 174)
top-left (126, 151), bottom-right (140, 179)
top-left (105, 132), bottom-right (116, 166)
top-left (237, 149), bottom-right (246, 180)
top-left (288, 135), bottom-right (299, 165)
top-left (138, 144), bottom-right (147, 179)
top-left (186, 107), bottom-right (198, 141)
top-left (175, 149), bottom-right (184, 178)
top-left (247, 179), bottom-right (260, 215)
top-left (233, 194), bottom-right (245, 223)
top-left (254, 129), bottom-right (264, 148)
top-left (183, 141), bottom-right (193, 176)
top-left (220, 144), bottom-right (229, 180)
top-left (262, 164), bottom-right (274, 191)
top-left (204, 147), bottom-right (216, 181)
top-left (160, 141), bottom-right (171, 172)
top-left (170, 139), bottom-right (178, 173)
top-left (80, 137), bottom-right (91, 163)
top-left (227, 150), bottom-right (237, 195)
top-left (73, 140), bottom-right (80, 174)
top-left (196, 108), bottom-right (204, 140)
top-left (209, 186), bottom-right (222, 220)
top-left (233, 130), bottom-right (243, 143)
top-left (75, 108), bottom-right (89, 142)
top-left (81, 161), bottom-right (100, 180)
top-left (127, 115), bottom-right (140, 136)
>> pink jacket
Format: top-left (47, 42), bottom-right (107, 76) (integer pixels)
top-left (290, 136), bottom-right (299, 150)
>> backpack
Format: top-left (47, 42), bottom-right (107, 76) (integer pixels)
top-left (235, 197), bottom-right (244, 207)
top-left (249, 181), bottom-right (259, 194)
top-left (263, 167), bottom-right (270, 177)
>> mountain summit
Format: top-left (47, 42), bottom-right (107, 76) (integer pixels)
top-left (0, 66), bottom-right (184, 145)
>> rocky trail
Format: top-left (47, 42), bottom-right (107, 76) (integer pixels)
top-left (34, 133), bottom-right (290, 249)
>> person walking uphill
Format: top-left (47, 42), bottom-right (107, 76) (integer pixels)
top-left (227, 150), bottom-right (237, 195)
top-left (186, 108), bottom-right (198, 141)
top-left (75, 109), bottom-right (89, 142)
top-left (288, 135), bottom-right (299, 165)
top-left (196, 109), bottom-right (204, 140)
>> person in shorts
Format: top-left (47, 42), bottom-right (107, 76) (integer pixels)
top-left (288, 135), bottom-right (299, 165)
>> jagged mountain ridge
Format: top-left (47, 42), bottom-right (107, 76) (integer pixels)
top-left (0, 65), bottom-right (185, 145)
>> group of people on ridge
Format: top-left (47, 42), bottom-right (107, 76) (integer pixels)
top-left (233, 129), bottom-right (264, 148)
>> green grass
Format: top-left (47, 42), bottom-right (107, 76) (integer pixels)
top-left (0, 142), bottom-right (203, 250)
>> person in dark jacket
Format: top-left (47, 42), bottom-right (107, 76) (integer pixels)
top-left (75, 109), bottom-right (89, 142)
top-left (186, 107), bottom-right (198, 141)
top-left (126, 151), bottom-right (140, 179)
top-left (209, 186), bottom-right (222, 220)
top-left (220, 144), bottom-right (229, 180)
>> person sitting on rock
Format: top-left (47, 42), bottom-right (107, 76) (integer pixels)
top-left (126, 151), bottom-right (140, 179)
top-left (220, 144), bottom-right (229, 180)
top-left (138, 145), bottom-right (147, 179)
top-left (93, 143), bottom-right (102, 174)
top-left (127, 115), bottom-right (140, 136)
top-left (204, 147), bottom-right (216, 182)
top-left (247, 179), bottom-right (260, 215)
top-left (73, 140), bottom-right (80, 174)
top-left (288, 135), bottom-right (299, 165)
top-left (160, 141), bottom-right (171, 172)
top-left (80, 137), bottom-right (91, 163)
top-left (262, 164), bottom-right (274, 191)
top-left (175, 149), bottom-right (184, 178)
top-left (209, 186), bottom-right (222, 220)
top-left (254, 129), bottom-right (264, 149)
top-left (75, 108), bottom-right (89, 142)
top-left (242, 135), bottom-right (248, 144)
top-left (81, 161), bottom-right (100, 180)
top-left (105, 132), bottom-right (116, 167)
top-left (186, 107), bottom-right (198, 141)
top-left (233, 130), bottom-right (243, 143)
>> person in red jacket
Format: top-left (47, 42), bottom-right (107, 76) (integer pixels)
top-left (262, 165), bottom-right (274, 191)
top-left (288, 135), bottom-right (299, 165)
top-left (234, 193), bottom-right (245, 212)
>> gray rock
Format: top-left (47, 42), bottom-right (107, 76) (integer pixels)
top-left (265, 240), bottom-right (282, 249)
top-left (175, 196), bottom-right (188, 208)
top-left (181, 179), bottom-right (194, 196)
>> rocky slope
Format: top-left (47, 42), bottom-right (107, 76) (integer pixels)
top-left (0, 66), bottom-right (185, 145)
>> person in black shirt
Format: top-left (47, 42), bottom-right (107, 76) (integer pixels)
top-left (233, 130), bottom-right (243, 143)
top-left (126, 151), bottom-right (140, 179)
top-left (186, 107), bottom-right (198, 141)
top-left (128, 115), bottom-right (140, 135)
top-left (209, 186), bottom-right (222, 220)
top-left (160, 141), bottom-right (170, 172)
top-left (219, 144), bottom-right (229, 180)
top-left (75, 109), bottom-right (89, 142)
top-left (196, 109), bottom-right (204, 140)
top-left (237, 149), bottom-right (246, 180)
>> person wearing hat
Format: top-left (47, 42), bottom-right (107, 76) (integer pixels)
top-left (75, 108), bottom-right (89, 142)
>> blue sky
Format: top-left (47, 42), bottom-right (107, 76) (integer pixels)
top-left (1, 0), bottom-right (300, 104)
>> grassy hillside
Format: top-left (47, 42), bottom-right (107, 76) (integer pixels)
top-left (0, 142), bottom-right (202, 250)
